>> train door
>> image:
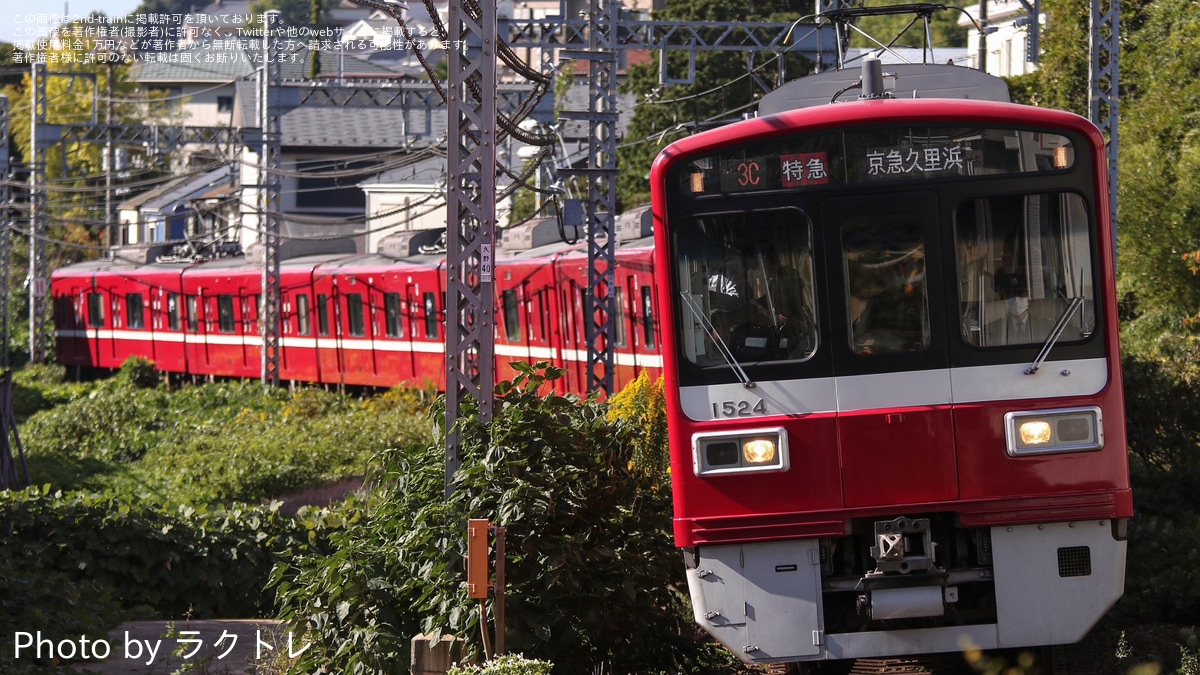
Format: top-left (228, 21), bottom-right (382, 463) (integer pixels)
top-left (822, 192), bottom-right (957, 508)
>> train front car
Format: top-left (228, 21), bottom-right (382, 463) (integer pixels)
top-left (649, 84), bottom-right (1131, 667)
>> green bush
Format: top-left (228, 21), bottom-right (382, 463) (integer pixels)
top-left (19, 380), bottom-right (432, 504)
top-left (271, 363), bottom-right (721, 674)
top-left (0, 486), bottom-right (348, 621)
top-left (448, 654), bottom-right (553, 675)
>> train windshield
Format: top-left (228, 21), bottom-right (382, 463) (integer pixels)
top-left (955, 192), bottom-right (1096, 347)
top-left (674, 208), bottom-right (818, 369)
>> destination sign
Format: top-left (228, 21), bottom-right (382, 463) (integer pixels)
top-left (683, 127), bottom-right (1075, 196)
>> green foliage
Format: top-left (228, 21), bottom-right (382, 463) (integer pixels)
top-left (118, 355), bottom-right (161, 389)
top-left (848, 0), bottom-right (970, 50)
top-left (19, 378), bottom-right (433, 504)
top-left (272, 363), bottom-right (722, 674)
top-left (448, 654), bottom-right (554, 675)
top-left (0, 486), bottom-right (347, 622)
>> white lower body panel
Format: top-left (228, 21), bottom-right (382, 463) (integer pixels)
top-left (687, 520), bottom-right (1125, 664)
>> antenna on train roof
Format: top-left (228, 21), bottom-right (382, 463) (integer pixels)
top-left (859, 57), bottom-right (888, 99)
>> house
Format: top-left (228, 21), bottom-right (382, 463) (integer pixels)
top-left (958, 0), bottom-right (1041, 77)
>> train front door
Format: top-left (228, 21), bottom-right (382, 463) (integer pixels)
top-left (823, 193), bottom-right (958, 508)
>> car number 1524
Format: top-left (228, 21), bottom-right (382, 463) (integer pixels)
top-left (712, 399), bottom-right (768, 418)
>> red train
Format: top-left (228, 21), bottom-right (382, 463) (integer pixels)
top-left (52, 212), bottom-right (662, 395)
top-left (650, 62), bottom-right (1132, 670)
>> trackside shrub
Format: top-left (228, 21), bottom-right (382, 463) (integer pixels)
top-left (447, 654), bottom-right (553, 675)
top-left (605, 370), bottom-right (669, 485)
top-left (271, 363), bottom-right (726, 674)
top-left (0, 486), bottom-right (350, 621)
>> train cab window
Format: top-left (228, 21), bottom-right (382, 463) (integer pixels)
top-left (167, 294), bottom-right (180, 331)
top-left (383, 293), bottom-right (402, 338)
top-left (673, 209), bottom-right (818, 367)
top-left (641, 286), bottom-right (655, 349)
top-left (501, 289), bottom-right (520, 342)
top-left (346, 293), bottom-right (365, 337)
top-left (87, 292), bottom-right (105, 328)
top-left (423, 292), bottom-right (439, 339)
top-left (186, 296), bottom-right (199, 333)
top-left (955, 193), bottom-right (1095, 348)
top-left (316, 294), bottom-right (330, 336)
top-left (296, 294), bottom-right (312, 336)
top-left (841, 213), bottom-right (929, 355)
top-left (217, 295), bottom-right (235, 333)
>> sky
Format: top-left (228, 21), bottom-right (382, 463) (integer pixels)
top-left (0, 0), bottom-right (143, 48)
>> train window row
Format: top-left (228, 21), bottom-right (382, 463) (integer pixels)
top-left (61, 278), bottom-right (658, 355)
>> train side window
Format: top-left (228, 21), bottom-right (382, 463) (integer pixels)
top-left (383, 292), bottom-right (402, 338)
top-left (126, 294), bottom-right (145, 329)
top-left (296, 294), bottom-right (311, 336)
top-left (423, 292), bottom-right (439, 339)
top-left (502, 289), bottom-right (520, 342)
top-left (87, 292), bottom-right (105, 328)
top-left (166, 293), bottom-right (180, 331)
top-left (613, 287), bottom-right (627, 347)
top-left (346, 293), bottom-right (365, 337)
top-left (217, 295), bottom-right (235, 333)
top-left (186, 296), bottom-right (199, 333)
top-left (641, 286), bottom-right (655, 348)
top-left (955, 193), bottom-right (1095, 348)
top-left (316, 294), bottom-right (330, 336)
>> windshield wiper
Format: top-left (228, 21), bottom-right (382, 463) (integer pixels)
top-left (1025, 296), bottom-right (1085, 375)
top-left (680, 292), bottom-right (755, 388)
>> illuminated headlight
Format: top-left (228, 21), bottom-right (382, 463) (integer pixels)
top-left (694, 428), bottom-right (789, 476)
top-left (1004, 407), bottom-right (1104, 456)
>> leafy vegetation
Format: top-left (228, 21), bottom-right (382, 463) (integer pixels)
top-left (18, 362), bottom-right (435, 505)
top-left (270, 363), bottom-right (731, 674)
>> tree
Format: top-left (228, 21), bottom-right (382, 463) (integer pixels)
top-left (849, 0), bottom-right (971, 51)
top-left (1104, 1), bottom-right (1200, 368)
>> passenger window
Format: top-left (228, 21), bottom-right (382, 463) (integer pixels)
top-left (87, 292), bottom-right (105, 328)
top-left (502, 289), bottom-right (520, 342)
top-left (317, 294), bottom-right (330, 336)
top-left (167, 294), bottom-right (180, 331)
top-left (217, 295), bottom-right (235, 333)
top-left (186, 296), bottom-right (199, 333)
top-left (383, 292), bottom-right (402, 338)
top-left (296, 294), bottom-right (311, 336)
top-left (126, 293), bottom-right (144, 329)
top-left (423, 292), bottom-right (439, 339)
top-left (346, 293), bottom-right (365, 337)
top-left (641, 286), bottom-right (655, 349)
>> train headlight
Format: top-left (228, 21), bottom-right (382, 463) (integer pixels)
top-left (1004, 407), bottom-right (1103, 456)
top-left (743, 438), bottom-right (777, 464)
top-left (694, 428), bottom-right (788, 476)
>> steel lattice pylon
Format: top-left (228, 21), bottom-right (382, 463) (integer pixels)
top-left (260, 11), bottom-right (284, 385)
top-left (445, 0), bottom-right (499, 490)
top-left (560, 0), bottom-right (620, 397)
top-left (1, 95), bottom-right (10, 370)
top-left (1090, 0), bottom-right (1119, 254)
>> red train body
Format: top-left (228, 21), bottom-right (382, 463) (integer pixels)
top-left (650, 75), bottom-right (1132, 667)
top-left (52, 228), bottom-right (662, 395)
